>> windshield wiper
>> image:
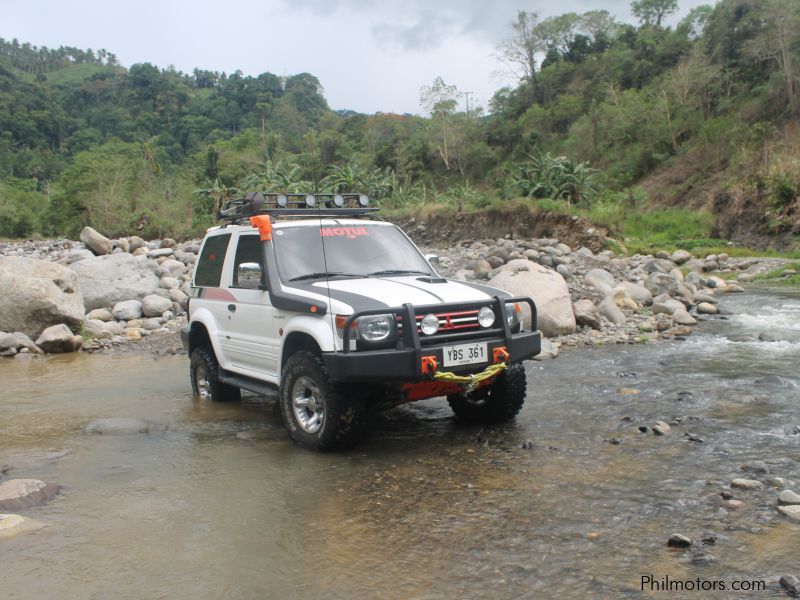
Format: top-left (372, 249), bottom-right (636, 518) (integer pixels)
top-left (287, 272), bottom-right (364, 282)
top-left (367, 269), bottom-right (432, 277)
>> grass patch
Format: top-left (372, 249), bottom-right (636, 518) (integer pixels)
top-left (754, 261), bottom-right (800, 285)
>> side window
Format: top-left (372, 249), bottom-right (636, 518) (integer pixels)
top-left (194, 233), bottom-right (231, 287)
top-left (232, 234), bottom-right (266, 289)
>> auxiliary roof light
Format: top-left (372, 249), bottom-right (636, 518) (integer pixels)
top-left (333, 194), bottom-right (345, 207)
top-left (358, 194), bottom-right (370, 207)
top-left (305, 194), bottom-right (316, 208)
top-left (277, 194), bottom-right (288, 207)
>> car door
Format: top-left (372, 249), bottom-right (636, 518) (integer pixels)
top-left (223, 232), bottom-right (278, 380)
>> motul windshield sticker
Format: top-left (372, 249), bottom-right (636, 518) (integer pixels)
top-left (320, 227), bottom-right (370, 239)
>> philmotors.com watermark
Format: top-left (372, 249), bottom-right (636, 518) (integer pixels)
top-left (641, 575), bottom-right (767, 592)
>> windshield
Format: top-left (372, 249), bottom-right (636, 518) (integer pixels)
top-left (273, 223), bottom-right (434, 282)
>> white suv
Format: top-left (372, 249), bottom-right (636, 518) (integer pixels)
top-left (181, 193), bottom-right (541, 450)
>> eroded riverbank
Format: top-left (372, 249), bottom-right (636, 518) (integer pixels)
top-left (2, 288), bottom-right (800, 599)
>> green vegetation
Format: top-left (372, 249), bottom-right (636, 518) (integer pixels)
top-left (755, 261), bottom-right (800, 284)
top-left (1, 0), bottom-right (800, 253)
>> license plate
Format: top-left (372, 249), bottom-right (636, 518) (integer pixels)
top-left (443, 342), bottom-right (487, 367)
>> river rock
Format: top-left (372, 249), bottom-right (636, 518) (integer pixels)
top-left (159, 276), bottom-right (180, 290)
top-left (157, 259), bottom-right (187, 276)
top-left (79, 226), bottom-right (113, 255)
top-left (598, 296), bottom-right (625, 325)
top-left (147, 248), bottom-right (173, 259)
top-left (488, 260), bottom-right (575, 336)
top-left (585, 269), bottom-right (615, 294)
top-left (672, 309), bottom-right (697, 326)
top-left (35, 324), bottom-right (81, 353)
top-left (112, 300), bottom-right (142, 321)
top-left (84, 319), bottom-right (112, 339)
top-left (141, 294), bottom-right (172, 318)
top-left (0, 257), bottom-right (85, 339)
top-left (645, 272), bottom-right (681, 297)
top-left (670, 249), bottom-right (692, 265)
top-left (573, 300), bottom-right (600, 329)
top-left (0, 479), bottom-right (61, 510)
top-left (780, 575), bottom-right (800, 596)
top-left (71, 253), bottom-right (159, 310)
top-left (86, 308), bottom-right (113, 322)
top-left (740, 461), bottom-right (770, 474)
top-left (778, 505), bottom-right (800, 521)
top-left (169, 288), bottom-right (189, 309)
top-left (731, 478), bottom-right (764, 491)
top-left (667, 533), bottom-right (692, 548)
top-left (696, 302), bottom-right (718, 315)
top-left (614, 281), bottom-right (653, 306)
top-left (128, 236), bottom-right (146, 252)
top-left (83, 418), bottom-right (152, 435)
top-left (778, 490), bottom-right (800, 505)
top-left (0, 513), bottom-right (44, 539)
top-left (652, 421), bottom-right (671, 435)
top-left (653, 299), bottom-right (684, 316)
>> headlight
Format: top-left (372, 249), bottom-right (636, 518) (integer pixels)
top-left (356, 314), bottom-right (394, 342)
top-left (420, 313), bottom-right (440, 336)
top-left (477, 306), bottom-right (495, 328)
top-left (505, 302), bottom-right (521, 329)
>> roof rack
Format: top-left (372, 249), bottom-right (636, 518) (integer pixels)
top-left (217, 192), bottom-right (380, 223)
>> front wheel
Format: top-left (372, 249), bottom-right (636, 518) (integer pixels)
top-left (190, 346), bottom-right (241, 402)
top-left (279, 351), bottom-right (366, 451)
top-left (447, 363), bottom-right (527, 424)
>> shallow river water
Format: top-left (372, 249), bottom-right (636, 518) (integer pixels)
top-left (2, 288), bottom-right (800, 599)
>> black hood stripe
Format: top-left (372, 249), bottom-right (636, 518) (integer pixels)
top-left (285, 279), bottom-right (389, 313)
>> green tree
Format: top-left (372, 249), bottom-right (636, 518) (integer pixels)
top-left (631, 0), bottom-right (679, 27)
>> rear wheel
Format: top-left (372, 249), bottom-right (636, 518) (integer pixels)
top-left (190, 346), bottom-right (241, 402)
top-left (280, 351), bottom-right (365, 451)
top-left (447, 363), bottom-right (526, 424)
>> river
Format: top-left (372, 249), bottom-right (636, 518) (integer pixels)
top-left (2, 288), bottom-right (799, 599)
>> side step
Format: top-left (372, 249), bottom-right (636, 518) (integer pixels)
top-left (219, 371), bottom-right (279, 398)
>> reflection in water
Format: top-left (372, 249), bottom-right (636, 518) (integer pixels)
top-left (1, 289), bottom-right (799, 598)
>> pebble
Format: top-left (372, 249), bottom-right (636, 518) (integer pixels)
top-left (667, 533), bottom-right (692, 548)
top-left (724, 499), bottom-right (745, 510)
top-left (731, 478), bottom-right (764, 491)
top-left (521, 439), bottom-right (534, 450)
top-left (0, 513), bottom-right (44, 539)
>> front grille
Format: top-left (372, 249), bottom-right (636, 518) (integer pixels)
top-left (396, 306), bottom-right (497, 344)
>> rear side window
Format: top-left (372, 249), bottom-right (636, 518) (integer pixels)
top-left (195, 233), bottom-right (231, 287)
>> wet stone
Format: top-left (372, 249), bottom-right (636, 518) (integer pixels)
top-left (778, 490), bottom-right (800, 506)
top-left (720, 490), bottom-right (733, 500)
top-left (0, 479), bottom-right (61, 510)
top-left (740, 461), bottom-right (770, 474)
top-left (667, 533), bottom-right (692, 548)
top-left (83, 418), bottom-right (152, 435)
top-left (724, 499), bottom-right (745, 510)
top-left (0, 513), bottom-right (44, 539)
top-left (521, 439), bottom-right (534, 450)
top-left (780, 575), bottom-right (800, 597)
top-left (652, 421), bottom-right (671, 435)
top-left (777, 505), bottom-right (800, 521)
top-left (690, 553), bottom-right (714, 566)
top-left (731, 478), bottom-right (764, 491)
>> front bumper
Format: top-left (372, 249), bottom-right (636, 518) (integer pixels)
top-left (323, 330), bottom-right (541, 383)
top-left (324, 295), bottom-right (540, 382)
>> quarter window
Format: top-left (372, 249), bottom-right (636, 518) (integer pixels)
top-left (194, 233), bottom-right (231, 287)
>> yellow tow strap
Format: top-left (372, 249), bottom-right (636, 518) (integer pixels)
top-left (432, 362), bottom-right (507, 392)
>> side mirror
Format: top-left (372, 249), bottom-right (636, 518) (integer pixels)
top-left (237, 262), bottom-right (265, 289)
top-left (424, 254), bottom-right (440, 265)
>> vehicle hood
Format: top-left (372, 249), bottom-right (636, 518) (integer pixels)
top-left (308, 276), bottom-right (508, 312)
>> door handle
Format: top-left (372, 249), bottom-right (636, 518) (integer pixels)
top-left (227, 304), bottom-right (236, 312)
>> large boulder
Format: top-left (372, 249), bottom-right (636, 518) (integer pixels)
top-left (573, 299), bottom-right (601, 329)
top-left (35, 324), bottom-right (82, 353)
top-left (0, 257), bottom-right (85, 338)
top-left (598, 296), bottom-right (626, 325)
top-left (112, 300), bottom-right (142, 321)
top-left (0, 479), bottom-right (61, 510)
top-left (645, 272), bottom-right (681, 297)
top-left (79, 226), bottom-right (113, 255)
top-left (488, 259), bottom-right (576, 337)
top-left (71, 253), bottom-right (159, 310)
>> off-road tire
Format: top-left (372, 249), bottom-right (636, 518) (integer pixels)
top-left (447, 363), bottom-right (526, 424)
top-left (190, 346), bottom-right (241, 402)
top-left (280, 351), bottom-right (366, 451)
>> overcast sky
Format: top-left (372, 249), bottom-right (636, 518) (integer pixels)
top-left (3, 0), bottom-right (713, 115)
